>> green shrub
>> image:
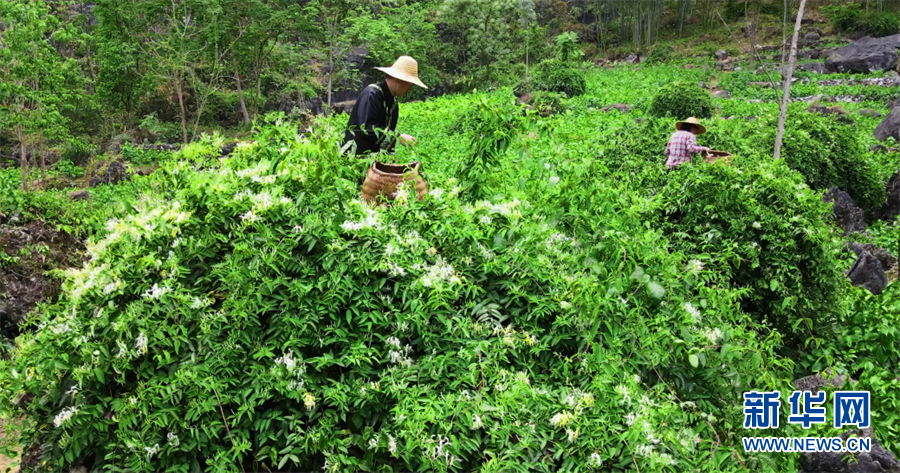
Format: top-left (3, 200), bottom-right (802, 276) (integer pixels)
top-left (0, 119), bottom-right (797, 473)
top-left (61, 139), bottom-right (95, 167)
top-left (139, 113), bottom-right (182, 143)
top-left (53, 160), bottom-right (85, 179)
top-left (649, 82), bottom-right (713, 119)
top-left (526, 91), bottom-right (566, 116)
top-left (522, 59), bottom-right (586, 98)
top-left (766, 112), bottom-right (886, 210)
top-left (644, 44), bottom-right (673, 65)
top-left (122, 142), bottom-right (174, 166)
top-left (865, 11), bottom-right (900, 37)
top-left (650, 159), bottom-right (847, 346)
top-left (822, 3), bottom-right (864, 33)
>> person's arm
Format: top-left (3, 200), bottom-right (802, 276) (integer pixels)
top-left (686, 133), bottom-right (708, 154)
top-left (355, 87), bottom-right (388, 145)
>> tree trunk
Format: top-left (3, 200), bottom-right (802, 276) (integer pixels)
top-left (774, 0), bottom-right (807, 160)
top-left (748, 2), bottom-right (758, 69)
top-left (174, 71), bottom-right (188, 144)
top-left (17, 124), bottom-right (28, 192)
top-left (234, 62), bottom-right (250, 125)
top-left (37, 88), bottom-right (45, 180)
top-left (327, 41), bottom-right (334, 111)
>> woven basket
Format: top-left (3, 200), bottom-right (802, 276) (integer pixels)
top-left (701, 149), bottom-right (733, 165)
top-left (361, 161), bottom-right (429, 204)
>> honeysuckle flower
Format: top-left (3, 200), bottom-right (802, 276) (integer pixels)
top-left (752, 221), bottom-right (761, 229)
top-left (393, 187), bottom-right (410, 205)
top-left (684, 302), bottom-right (701, 324)
top-left (389, 435), bottom-right (397, 454)
top-left (549, 175), bottom-right (560, 185)
top-left (167, 432), bottom-right (180, 447)
top-left (135, 332), bottom-right (148, 354)
top-left (241, 210), bottom-right (260, 223)
top-left (686, 259), bottom-right (703, 273)
top-left (292, 225), bottom-right (304, 233)
top-left (426, 247), bottom-right (437, 256)
top-left (303, 392), bottom-right (316, 410)
top-left (590, 452), bottom-right (603, 467)
top-left (544, 163), bottom-right (551, 170)
top-left (615, 385), bottom-right (632, 405)
top-left (701, 327), bottom-right (723, 344)
top-left (275, 349), bottom-right (297, 372)
top-left (549, 411), bottom-right (575, 427)
top-left (480, 215), bottom-right (491, 224)
top-left (368, 438), bottom-right (378, 450)
top-left (53, 406), bottom-right (78, 427)
top-left (145, 443), bottom-right (160, 458)
top-left (560, 301), bottom-right (571, 309)
top-left (472, 414), bottom-right (483, 429)
top-left (567, 428), bottom-right (578, 443)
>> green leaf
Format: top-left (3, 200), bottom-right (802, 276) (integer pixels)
top-left (689, 354), bottom-right (699, 368)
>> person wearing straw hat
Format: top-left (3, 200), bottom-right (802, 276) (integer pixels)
top-left (342, 56), bottom-right (428, 156)
top-left (664, 117), bottom-right (711, 170)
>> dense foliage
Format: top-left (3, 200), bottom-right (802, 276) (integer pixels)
top-left (763, 111), bottom-right (886, 210)
top-left (650, 82), bottom-right (714, 119)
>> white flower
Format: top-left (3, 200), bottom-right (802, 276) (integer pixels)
top-left (701, 327), bottom-right (723, 344)
top-left (145, 443), bottom-right (160, 458)
top-left (241, 210), bottom-right (260, 223)
top-left (280, 196), bottom-right (292, 205)
top-left (67, 385), bottom-right (79, 396)
top-left (686, 259), bottom-right (704, 274)
top-left (388, 435), bottom-right (398, 454)
top-left (684, 302), bottom-right (702, 324)
top-left (590, 452), bottom-right (603, 467)
top-left (191, 296), bottom-right (213, 309)
top-left (393, 187), bottom-right (410, 205)
top-left (615, 385), bottom-right (632, 405)
top-left (292, 225), bottom-right (304, 234)
top-left (544, 163), bottom-right (551, 170)
top-left (53, 406), bottom-right (78, 427)
top-left (426, 247), bottom-right (437, 256)
top-left (167, 432), bottom-right (180, 447)
top-left (368, 438), bottom-right (378, 450)
top-left (625, 413), bottom-right (636, 426)
top-left (549, 176), bottom-right (560, 185)
top-left (142, 283), bottom-right (169, 300)
top-left (135, 332), bottom-right (148, 354)
top-left (751, 241), bottom-right (759, 249)
top-left (549, 411), bottom-right (575, 427)
top-left (633, 374), bottom-right (641, 384)
top-left (472, 414), bottom-right (483, 429)
top-left (429, 188), bottom-right (444, 200)
top-left (275, 349), bottom-right (297, 372)
top-left (752, 221), bottom-right (761, 229)
top-left (279, 147), bottom-right (288, 154)
top-left (560, 301), bottom-right (571, 309)
top-left (480, 215), bottom-right (491, 225)
top-left (567, 428), bottom-right (578, 443)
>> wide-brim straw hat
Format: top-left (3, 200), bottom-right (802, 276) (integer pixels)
top-left (675, 117), bottom-right (706, 135)
top-left (375, 56), bottom-right (428, 89)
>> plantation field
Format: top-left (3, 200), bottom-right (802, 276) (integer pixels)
top-left (1, 58), bottom-right (899, 473)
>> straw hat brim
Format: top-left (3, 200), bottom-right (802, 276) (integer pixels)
top-left (675, 120), bottom-right (706, 135)
top-left (376, 66), bottom-right (428, 89)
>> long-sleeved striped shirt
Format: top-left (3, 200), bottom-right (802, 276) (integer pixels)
top-left (664, 130), bottom-right (706, 169)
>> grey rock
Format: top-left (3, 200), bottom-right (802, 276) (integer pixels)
top-left (847, 242), bottom-right (898, 272)
top-left (870, 144), bottom-right (891, 153)
top-left (712, 90), bottom-right (731, 98)
top-left (715, 49), bottom-right (728, 60)
top-left (823, 188), bottom-right (867, 235)
top-left (88, 159), bottom-right (129, 187)
top-left (802, 32), bottom-right (821, 45)
top-left (623, 53), bottom-right (639, 64)
top-left (601, 103), bottom-right (632, 113)
top-left (800, 430), bottom-right (900, 472)
top-left (793, 370), bottom-right (847, 395)
top-left (847, 251), bottom-right (888, 295)
top-left (826, 34), bottom-right (900, 73)
top-left (875, 100), bottom-right (900, 142)
top-left (887, 70), bottom-right (900, 79)
top-left (67, 190), bottom-right (89, 201)
top-left (872, 170), bottom-right (900, 222)
top-left (860, 109), bottom-right (883, 118)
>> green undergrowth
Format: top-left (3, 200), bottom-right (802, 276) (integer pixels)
top-left (1, 61), bottom-right (898, 473)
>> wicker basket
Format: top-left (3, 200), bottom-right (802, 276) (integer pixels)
top-left (361, 160), bottom-right (429, 204)
top-left (701, 149), bottom-right (733, 164)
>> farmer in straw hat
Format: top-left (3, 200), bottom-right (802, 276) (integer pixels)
top-left (342, 56), bottom-right (428, 156)
top-left (664, 117), bottom-right (711, 170)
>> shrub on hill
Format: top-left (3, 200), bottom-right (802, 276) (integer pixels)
top-left (0, 118), bottom-right (798, 473)
top-left (520, 59), bottom-right (586, 98)
top-left (649, 82), bottom-right (713, 119)
top-left (764, 112), bottom-right (886, 210)
top-left (650, 159), bottom-right (848, 346)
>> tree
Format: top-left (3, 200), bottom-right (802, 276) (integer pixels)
top-left (0, 0), bottom-right (83, 189)
top-left (774, 0), bottom-right (808, 160)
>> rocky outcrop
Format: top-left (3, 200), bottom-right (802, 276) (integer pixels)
top-left (872, 170), bottom-right (900, 222)
top-left (601, 103), bottom-right (632, 113)
top-left (88, 159), bottom-right (129, 187)
top-left (825, 34), bottom-right (900, 73)
top-left (800, 430), bottom-right (900, 472)
top-left (0, 221), bottom-right (83, 339)
top-left (874, 100), bottom-right (900, 142)
top-left (823, 188), bottom-right (866, 235)
top-left (847, 242), bottom-right (898, 272)
top-left (859, 109), bottom-right (883, 118)
top-left (847, 251), bottom-right (888, 295)
top-left (715, 49), bottom-right (728, 60)
top-left (793, 370), bottom-right (848, 395)
top-left (799, 63), bottom-right (828, 74)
